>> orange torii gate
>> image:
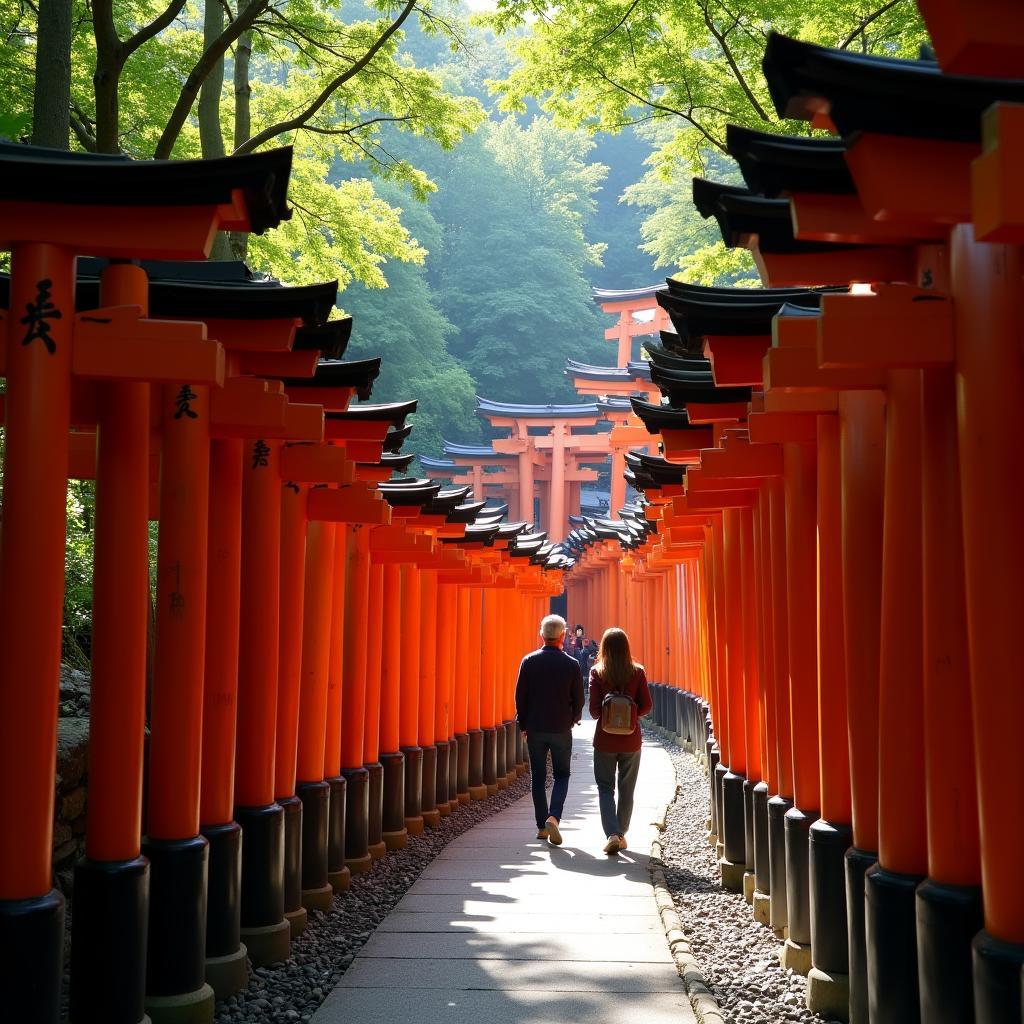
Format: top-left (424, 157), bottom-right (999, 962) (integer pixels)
top-left (477, 398), bottom-right (605, 542)
top-left (593, 285), bottom-right (673, 367)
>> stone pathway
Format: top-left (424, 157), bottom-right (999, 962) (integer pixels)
top-left (313, 721), bottom-right (695, 1024)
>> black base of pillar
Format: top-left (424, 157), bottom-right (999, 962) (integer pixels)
top-left (400, 745), bottom-right (424, 833)
top-left (743, 779), bottom-right (756, 872)
top-left (784, 805), bottom-right (816, 950)
top-left (201, 820), bottom-right (243, 959)
top-left (915, 877), bottom-right (983, 1024)
top-left (142, 834), bottom-right (211, 999)
top-left (721, 770), bottom-right (746, 865)
top-left (708, 747), bottom-right (721, 838)
top-left (278, 797), bottom-right (305, 937)
top-left (365, 761), bottom-right (386, 858)
top-left (296, 782), bottom-right (331, 909)
top-left (846, 846), bottom-right (876, 1024)
top-left (483, 726), bottom-right (498, 790)
top-left (495, 724), bottom-right (508, 784)
top-left (0, 888), bottom-right (64, 1024)
top-left (456, 732), bottom-right (470, 800)
top-left (505, 721), bottom-right (516, 780)
top-left (713, 758), bottom-right (728, 848)
top-left (200, 820), bottom-right (249, 995)
top-left (343, 766), bottom-right (371, 871)
top-left (381, 750), bottom-right (407, 849)
top-left (421, 744), bottom-right (440, 826)
top-left (972, 930), bottom-right (1024, 1024)
top-left (468, 728), bottom-right (485, 796)
top-left (435, 740), bottom-right (451, 814)
top-left (809, 818), bottom-right (852, 976)
top-left (448, 737), bottom-right (459, 803)
top-left (326, 776), bottom-right (349, 892)
top-left (865, 862), bottom-right (924, 1024)
top-left (70, 857), bottom-right (147, 1023)
top-left (769, 796), bottom-right (792, 934)
top-left (234, 802), bottom-right (289, 967)
top-left (753, 782), bottom-right (770, 894)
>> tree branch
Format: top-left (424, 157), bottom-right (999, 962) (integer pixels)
top-left (839, 0), bottom-right (908, 50)
top-left (233, 0), bottom-right (417, 156)
top-left (700, 2), bottom-right (770, 122)
top-left (123, 0), bottom-right (188, 59)
top-left (152, 0), bottom-right (268, 158)
top-left (69, 108), bottom-right (97, 151)
top-left (591, 0), bottom-right (642, 47)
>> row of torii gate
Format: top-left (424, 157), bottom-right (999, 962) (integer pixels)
top-left (555, 5), bottom-right (1024, 1024)
top-left (421, 287), bottom-right (670, 540)
top-left (0, 142), bottom-right (573, 1024)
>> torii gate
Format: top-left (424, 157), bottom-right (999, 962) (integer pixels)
top-left (566, 358), bottom-right (662, 518)
top-left (593, 285), bottom-right (672, 366)
top-left (477, 398), bottom-right (604, 543)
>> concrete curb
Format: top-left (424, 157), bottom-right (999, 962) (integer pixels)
top-left (646, 734), bottom-right (729, 1024)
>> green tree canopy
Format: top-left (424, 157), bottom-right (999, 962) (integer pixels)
top-left (481, 0), bottom-right (928, 276)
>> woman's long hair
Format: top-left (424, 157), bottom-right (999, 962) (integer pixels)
top-left (594, 628), bottom-right (637, 692)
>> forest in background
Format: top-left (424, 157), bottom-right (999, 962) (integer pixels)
top-left (0, 0), bottom-right (929, 663)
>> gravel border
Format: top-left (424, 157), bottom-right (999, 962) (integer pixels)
top-left (213, 770), bottom-right (534, 1024)
top-left (643, 723), bottom-right (838, 1024)
top-left (644, 740), bottom-right (728, 1024)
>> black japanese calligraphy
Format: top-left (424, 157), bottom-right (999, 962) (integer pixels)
top-left (20, 279), bottom-right (62, 355)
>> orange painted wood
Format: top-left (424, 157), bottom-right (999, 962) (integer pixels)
top-left (200, 439), bottom-right (244, 828)
top-left (722, 509), bottom-right (748, 777)
top-left (85, 264), bottom-right (153, 860)
top-left (921, 367), bottom-right (980, 886)
top-left (296, 522), bottom-right (336, 784)
top-left (740, 508), bottom-right (763, 784)
top-left (340, 526), bottom-right (371, 770)
top-left (453, 588), bottom-right (471, 735)
top-left (0, 244), bottom-right (75, 894)
top-left (877, 371), bottom-right (927, 876)
top-left (435, 585), bottom-right (457, 744)
top-left (845, 134), bottom-right (977, 225)
top-left (378, 563), bottom-right (403, 754)
top-left (0, 201), bottom-right (220, 258)
top-left (147, 381), bottom-right (211, 840)
top-left (363, 564), bottom-right (385, 765)
top-left (917, 0), bottom-right (1024, 74)
top-left (275, 481), bottom-right (308, 801)
top-left (838, 392), bottom-right (885, 852)
top-left (323, 527), bottom-right (348, 779)
top-left (419, 569), bottom-right (440, 745)
top-left (467, 589), bottom-right (483, 732)
top-left (951, 227), bottom-right (1024, 940)
top-left (784, 441), bottom-right (820, 814)
top-left (816, 415), bottom-right (851, 826)
top-left (234, 439), bottom-right (283, 807)
top-left (971, 103), bottom-right (1024, 243)
top-left (398, 562), bottom-right (422, 749)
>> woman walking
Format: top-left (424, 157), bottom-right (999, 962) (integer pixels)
top-left (589, 628), bottom-right (653, 855)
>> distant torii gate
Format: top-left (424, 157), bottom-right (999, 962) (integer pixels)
top-left (593, 285), bottom-right (672, 367)
top-left (477, 398), bottom-right (604, 543)
top-left (566, 357), bottom-right (661, 518)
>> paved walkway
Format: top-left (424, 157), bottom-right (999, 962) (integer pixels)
top-left (313, 721), bottom-right (695, 1024)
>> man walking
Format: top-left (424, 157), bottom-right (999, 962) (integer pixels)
top-left (515, 614), bottom-right (584, 845)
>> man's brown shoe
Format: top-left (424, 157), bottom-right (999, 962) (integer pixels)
top-left (536, 828), bottom-right (548, 840)
top-left (603, 835), bottom-right (621, 855)
top-left (545, 816), bottom-right (562, 845)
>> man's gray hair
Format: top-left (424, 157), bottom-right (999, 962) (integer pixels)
top-left (540, 614), bottom-right (567, 640)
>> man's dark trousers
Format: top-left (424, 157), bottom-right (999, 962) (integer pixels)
top-left (526, 731), bottom-right (572, 829)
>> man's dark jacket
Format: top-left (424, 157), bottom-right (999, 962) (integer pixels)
top-left (515, 644), bottom-right (585, 734)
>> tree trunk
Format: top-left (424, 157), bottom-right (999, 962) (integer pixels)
top-left (32, 0), bottom-right (73, 148)
top-left (92, 48), bottom-right (125, 153)
top-left (230, 1), bottom-right (257, 259)
top-left (198, 0), bottom-right (226, 159)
